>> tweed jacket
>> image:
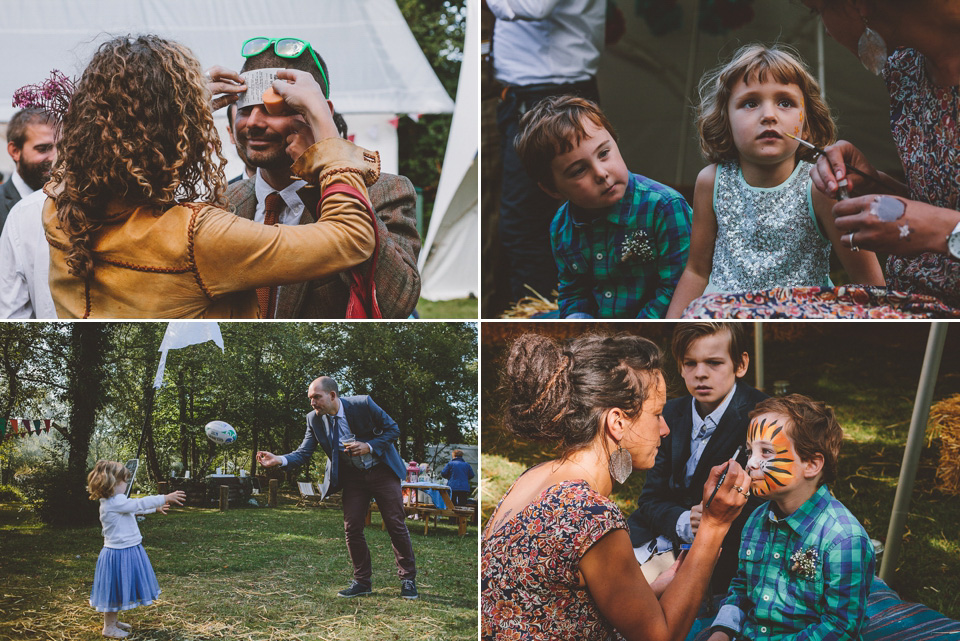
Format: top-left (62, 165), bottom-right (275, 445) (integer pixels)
top-left (43, 138), bottom-right (378, 318)
top-left (226, 171), bottom-right (421, 318)
top-left (627, 382), bottom-right (768, 594)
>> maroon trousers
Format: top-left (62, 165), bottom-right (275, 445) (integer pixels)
top-left (340, 463), bottom-right (416, 587)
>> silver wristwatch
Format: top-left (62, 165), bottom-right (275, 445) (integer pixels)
top-left (949, 221), bottom-right (960, 260)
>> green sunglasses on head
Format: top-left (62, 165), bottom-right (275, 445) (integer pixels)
top-left (241, 37), bottom-right (329, 98)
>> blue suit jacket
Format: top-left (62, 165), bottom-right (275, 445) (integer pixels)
top-left (283, 395), bottom-right (407, 497)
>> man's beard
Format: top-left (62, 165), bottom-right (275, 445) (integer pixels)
top-left (236, 130), bottom-right (293, 171)
top-left (18, 158), bottom-right (52, 191)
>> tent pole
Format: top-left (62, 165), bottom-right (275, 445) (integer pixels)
top-left (817, 21), bottom-right (826, 98)
top-left (879, 322), bottom-right (948, 583)
top-left (753, 322), bottom-right (764, 392)
top-left (674, 0), bottom-right (701, 185)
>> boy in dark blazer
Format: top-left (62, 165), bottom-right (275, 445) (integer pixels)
top-left (627, 322), bottom-right (766, 596)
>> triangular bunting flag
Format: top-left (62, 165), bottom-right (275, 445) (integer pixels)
top-left (0, 418), bottom-right (6, 440)
top-left (44, 419), bottom-right (51, 433)
top-left (33, 420), bottom-right (42, 435)
top-left (10, 419), bottom-right (18, 438)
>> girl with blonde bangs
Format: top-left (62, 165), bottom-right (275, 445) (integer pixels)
top-left (86, 460), bottom-right (186, 638)
top-left (40, 34), bottom-right (378, 318)
top-left (666, 44), bottom-right (885, 318)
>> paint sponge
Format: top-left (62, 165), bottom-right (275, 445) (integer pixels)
top-left (262, 87), bottom-right (288, 115)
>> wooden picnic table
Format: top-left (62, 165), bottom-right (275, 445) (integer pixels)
top-left (400, 481), bottom-right (474, 536)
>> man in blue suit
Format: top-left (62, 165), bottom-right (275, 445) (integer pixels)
top-left (257, 376), bottom-right (417, 599)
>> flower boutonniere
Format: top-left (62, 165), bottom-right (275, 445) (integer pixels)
top-left (790, 547), bottom-right (819, 579)
top-left (621, 229), bottom-right (656, 263)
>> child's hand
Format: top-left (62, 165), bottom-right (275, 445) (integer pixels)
top-left (689, 503), bottom-right (703, 535)
top-left (165, 490), bottom-right (186, 506)
top-left (157, 503), bottom-right (170, 515)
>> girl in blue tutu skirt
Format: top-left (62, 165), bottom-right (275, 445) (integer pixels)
top-left (87, 460), bottom-right (185, 638)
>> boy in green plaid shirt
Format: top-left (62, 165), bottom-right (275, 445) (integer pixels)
top-left (514, 96), bottom-right (691, 318)
top-left (707, 395), bottom-right (875, 641)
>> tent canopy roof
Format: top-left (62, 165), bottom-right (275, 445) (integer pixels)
top-left (0, 0), bottom-right (454, 121)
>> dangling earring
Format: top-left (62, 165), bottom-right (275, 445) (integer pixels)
top-left (858, 20), bottom-right (888, 75)
top-left (608, 440), bottom-right (633, 484)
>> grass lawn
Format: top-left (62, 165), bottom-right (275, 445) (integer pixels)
top-left (0, 496), bottom-right (477, 640)
top-left (416, 298), bottom-right (478, 319)
top-left (481, 323), bottom-right (960, 620)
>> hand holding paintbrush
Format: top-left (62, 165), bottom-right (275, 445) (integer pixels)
top-left (783, 132), bottom-right (888, 200)
top-left (698, 451), bottom-right (751, 528)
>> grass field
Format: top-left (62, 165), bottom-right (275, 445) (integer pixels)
top-left (416, 297), bottom-right (478, 319)
top-left (0, 496), bottom-right (477, 640)
top-left (481, 323), bottom-right (960, 620)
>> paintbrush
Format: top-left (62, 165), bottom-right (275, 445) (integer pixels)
top-left (782, 131), bottom-right (884, 199)
top-left (704, 445), bottom-right (743, 509)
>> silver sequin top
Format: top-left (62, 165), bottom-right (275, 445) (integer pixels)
top-left (710, 160), bottom-right (831, 291)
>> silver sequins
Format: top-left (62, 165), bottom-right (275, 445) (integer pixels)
top-left (710, 161), bottom-right (831, 290)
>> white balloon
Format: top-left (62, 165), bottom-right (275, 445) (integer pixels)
top-left (204, 420), bottom-right (237, 445)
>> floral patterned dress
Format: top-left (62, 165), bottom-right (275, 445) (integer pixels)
top-left (481, 479), bottom-right (628, 641)
top-left (684, 48), bottom-right (960, 319)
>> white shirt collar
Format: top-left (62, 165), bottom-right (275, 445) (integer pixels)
top-left (253, 169), bottom-right (308, 226)
top-left (691, 382), bottom-right (738, 438)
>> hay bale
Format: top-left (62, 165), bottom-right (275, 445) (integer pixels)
top-left (931, 394), bottom-right (960, 496)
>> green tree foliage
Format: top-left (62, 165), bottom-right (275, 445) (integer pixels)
top-left (395, 0), bottom-right (467, 233)
top-left (1, 323), bottom-right (477, 524)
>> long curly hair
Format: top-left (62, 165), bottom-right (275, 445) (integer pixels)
top-left (51, 34), bottom-right (229, 279)
top-left (696, 43), bottom-right (836, 165)
top-left (87, 460), bottom-right (131, 500)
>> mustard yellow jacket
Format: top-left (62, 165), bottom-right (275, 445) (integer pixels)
top-left (43, 138), bottom-right (378, 318)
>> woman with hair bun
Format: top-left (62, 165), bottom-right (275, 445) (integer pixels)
top-left (34, 34), bottom-right (377, 318)
top-left (482, 333), bottom-right (751, 641)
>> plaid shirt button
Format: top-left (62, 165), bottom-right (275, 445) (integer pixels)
top-left (774, 553), bottom-right (780, 559)
top-left (604, 291), bottom-right (612, 298)
top-left (595, 252), bottom-right (603, 260)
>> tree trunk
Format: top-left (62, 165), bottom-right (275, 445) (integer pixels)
top-left (62, 324), bottom-right (109, 527)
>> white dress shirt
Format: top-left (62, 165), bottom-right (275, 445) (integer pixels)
top-left (282, 401), bottom-right (379, 470)
top-left (253, 169), bottom-right (308, 226)
top-left (487, 0), bottom-right (606, 86)
top-left (0, 189), bottom-right (57, 319)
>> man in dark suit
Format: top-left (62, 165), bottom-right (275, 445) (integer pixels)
top-left (1, 109), bottom-right (57, 232)
top-left (257, 376), bottom-right (417, 600)
top-left (627, 322), bottom-right (767, 597)
top-left (207, 39), bottom-right (421, 318)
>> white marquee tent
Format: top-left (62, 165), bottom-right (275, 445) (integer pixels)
top-left (418, 0), bottom-right (479, 302)
top-left (598, 0), bottom-right (902, 188)
top-left (0, 0), bottom-right (454, 178)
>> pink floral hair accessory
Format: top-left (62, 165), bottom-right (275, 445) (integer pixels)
top-left (12, 69), bottom-right (76, 121)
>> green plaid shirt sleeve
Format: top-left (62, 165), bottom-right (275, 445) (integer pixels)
top-left (713, 485), bottom-right (876, 641)
top-left (635, 193), bottom-right (691, 318)
top-left (551, 174), bottom-right (691, 319)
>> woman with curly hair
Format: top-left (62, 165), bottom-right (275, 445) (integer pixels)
top-left (482, 333), bottom-right (751, 641)
top-left (40, 34), bottom-right (376, 318)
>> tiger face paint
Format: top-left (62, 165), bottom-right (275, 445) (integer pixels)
top-left (746, 413), bottom-right (798, 497)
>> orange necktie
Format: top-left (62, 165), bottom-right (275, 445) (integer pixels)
top-left (256, 192), bottom-right (284, 318)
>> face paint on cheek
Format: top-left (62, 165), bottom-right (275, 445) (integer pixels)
top-left (747, 417), bottom-right (798, 497)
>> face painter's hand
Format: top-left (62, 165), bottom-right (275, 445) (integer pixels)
top-left (205, 65), bottom-right (246, 112)
top-left (701, 461), bottom-right (749, 529)
top-left (272, 69), bottom-right (338, 142)
top-left (809, 140), bottom-right (879, 199)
